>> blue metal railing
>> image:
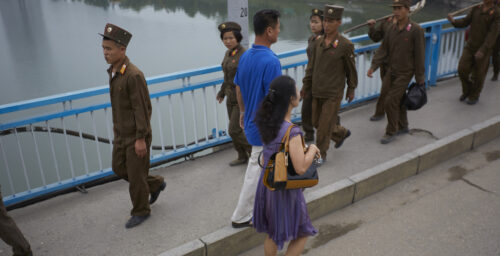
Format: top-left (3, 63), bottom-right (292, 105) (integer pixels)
top-left (0, 18), bottom-right (466, 206)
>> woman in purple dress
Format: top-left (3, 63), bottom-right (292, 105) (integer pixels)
top-left (253, 75), bottom-right (321, 255)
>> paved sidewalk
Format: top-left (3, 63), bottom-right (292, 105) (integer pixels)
top-left (0, 75), bottom-right (499, 256)
top-left (241, 137), bottom-right (500, 256)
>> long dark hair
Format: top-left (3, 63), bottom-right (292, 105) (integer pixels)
top-left (255, 76), bottom-right (297, 145)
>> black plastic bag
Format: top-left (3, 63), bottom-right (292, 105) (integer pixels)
top-left (405, 82), bottom-right (427, 110)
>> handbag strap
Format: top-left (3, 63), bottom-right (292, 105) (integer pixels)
top-left (280, 124), bottom-right (307, 153)
top-left (279, 124), bottom-right (295, 153)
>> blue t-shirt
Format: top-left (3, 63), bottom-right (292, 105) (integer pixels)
top-left (234, 44), bottom-right (282, 146)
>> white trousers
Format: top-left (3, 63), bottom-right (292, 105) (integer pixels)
top-left (231, 146), bottom-right (263, 223)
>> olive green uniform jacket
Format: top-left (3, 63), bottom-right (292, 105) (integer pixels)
top-left (303, 33), bottom-right (358, 99)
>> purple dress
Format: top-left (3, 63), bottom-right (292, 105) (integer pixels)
top-left (253, 121), bottom-right (317, 250)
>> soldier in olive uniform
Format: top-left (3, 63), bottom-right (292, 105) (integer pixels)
top-left (0, 186), bottom-right (32, 256)
top-left (367, 16), bottom-right (395, 121)
top-left (216, 22), bottom-right (252, 166)
top-left (301, 8), bottom-right (324, 142)
top-left (447, 0), bottom-right (500, 104)
top-left (302, 5), bottom-right (358, 160)
top-left (491, 0), bottom-right (500, 81)
top-left (367, 0), bottom-right (426, 144)
top-left (100, 23), bottom-right (166, 229)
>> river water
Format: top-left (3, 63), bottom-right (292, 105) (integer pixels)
top-left (0, 0), bottom-right (455, 105)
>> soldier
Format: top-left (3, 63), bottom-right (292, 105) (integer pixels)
top-left (100, 23), bottom-right (166, 229)
top-left (367, 0), bottom-right (426, 144)
top-left (301, 8), bottom-right (324, 142)
top-left (302, 4), bottom-right (357, 160)
top-left (216, 22), bottom-right (252, 166)
top-left (447, 0), bottom-right (500, 104)
top-left (491, 0), bottom-right (500, 81)
top-left (0, 186), bottom-right (32, 256)
top-left (367, 16), bottom-right (396, 121)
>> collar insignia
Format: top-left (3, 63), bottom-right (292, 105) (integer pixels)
top-left (333, 39), bottom-right (339, 48)
top-left (406, 23), bottom-right (412, 31)
top-left (231, 49), bottom-right (238, 56)
top-left (120, 64), bottom-right (127, 75)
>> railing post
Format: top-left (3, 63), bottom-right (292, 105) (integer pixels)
top-left (429, 24), bottom-right (442, 86)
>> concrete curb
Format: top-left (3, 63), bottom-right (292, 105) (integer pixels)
top-left (159, 115), bottom-right (500, 256)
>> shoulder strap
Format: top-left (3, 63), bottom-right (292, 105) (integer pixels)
top-left (279, 124), bottom-right (295, 153)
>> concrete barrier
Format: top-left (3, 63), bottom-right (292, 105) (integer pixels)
top-left (471, 115), bottom-right (500, 149)
top-left (201, 226), bottom-right (266, 256)
top-left (415, 129), bottom-right (474, 173)
top-left (350, 152), bottom-right (419, 202)
top-left (305, 178), bottom-right (355, 220)
top-left (158, 115), bottom-right (500, 256)
top-left (158, 239), bottom-right (205, 256)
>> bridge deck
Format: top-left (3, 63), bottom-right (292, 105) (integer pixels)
top-left (1, 75), bottom-right (499, 256)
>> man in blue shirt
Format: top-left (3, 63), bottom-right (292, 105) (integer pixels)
top-left (231, 9), bottom-right (282, 228)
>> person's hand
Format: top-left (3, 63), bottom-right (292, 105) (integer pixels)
top-left (367, 19), bottom-right (376, 28)
top-left (447, 14), bottom-right (454, 23)
top-left (367, 68), bottom-right (374, 78)
top-left (307, 144), bottom-right (321, 159)
top-left (239, 112), bottom-right (244, 129)
top-left (135, 138), bottom-right (147, 158)
top-left (475, 50), bottom-right (484, 61)
top-left (417, 80), bottom-right (425, 86)
top-left (216, 95), bottom-right (224, 104)
top-left (346, 91), bottom-right (355, 103)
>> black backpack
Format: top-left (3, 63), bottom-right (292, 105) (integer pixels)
top-left (405, 82), bottom-right (427, 110)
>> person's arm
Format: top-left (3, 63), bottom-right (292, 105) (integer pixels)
top-left (302, 41), bottom-right (316, 94)
top-left (478, 10), bottom-right (500, 58)
top-left (344, 43), bottom-right (358, 103)
top-left (447, 8), bottom-right (473, 28)
top-left (367, 33), bottom-right (389, 77)
top-left (368, 19), bottom-right (384, 42)
top-left (289, 135), bottom-right (320, 175)
top-left (235, 85), bottom-right (245, 129)
top-left (128, 73), bottom-right (150, 158)
top-left (414, 26), bottom-right (426, 84)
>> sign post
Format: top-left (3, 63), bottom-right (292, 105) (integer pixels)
top-left (227, 0), bottom-right (249, 48)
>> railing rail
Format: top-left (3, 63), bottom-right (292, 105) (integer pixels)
top-left (0, 17), bottom-right (466, 206)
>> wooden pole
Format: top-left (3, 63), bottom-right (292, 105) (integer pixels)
top-left (449, 3), bottom-right (481, 17)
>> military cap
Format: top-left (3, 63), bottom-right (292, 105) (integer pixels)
top-left (311, 8), bottom-right (324, 17)
top-left (324, 5), bottom-right (344, 20)
top-left (99, 23), bottom-right (132, 47)
top-left (218, 22), bottom-right (242, 32)
top-left (390, 0), bottom-right (411, 8)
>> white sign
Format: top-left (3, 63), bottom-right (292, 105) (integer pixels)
top-left (227, 0), bottom-right (249, 48)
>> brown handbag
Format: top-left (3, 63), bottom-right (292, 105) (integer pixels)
top-left (262, 124), bottom-right (319, 191)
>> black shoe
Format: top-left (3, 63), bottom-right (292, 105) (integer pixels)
top-left (149, 181), bottom-right (166, 205)
top-left (231, 220), bottom-right (252, 228)
top-left (125, 214), bottom-right (150, 229)
top-left (459, 94), bottom-right (468, 101)
top-left (335, 130), bottom-right (351, 149)
top-left (492, 74), bottom-right (498, 81)
top-left (397, 127), bottom-right (409, 135)
top-left (466, 99), bottom-right (478, 105)
top-left (380, 134), bottom-right (396, 144)
top-left (370, 115), bottom-right (384, 121)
